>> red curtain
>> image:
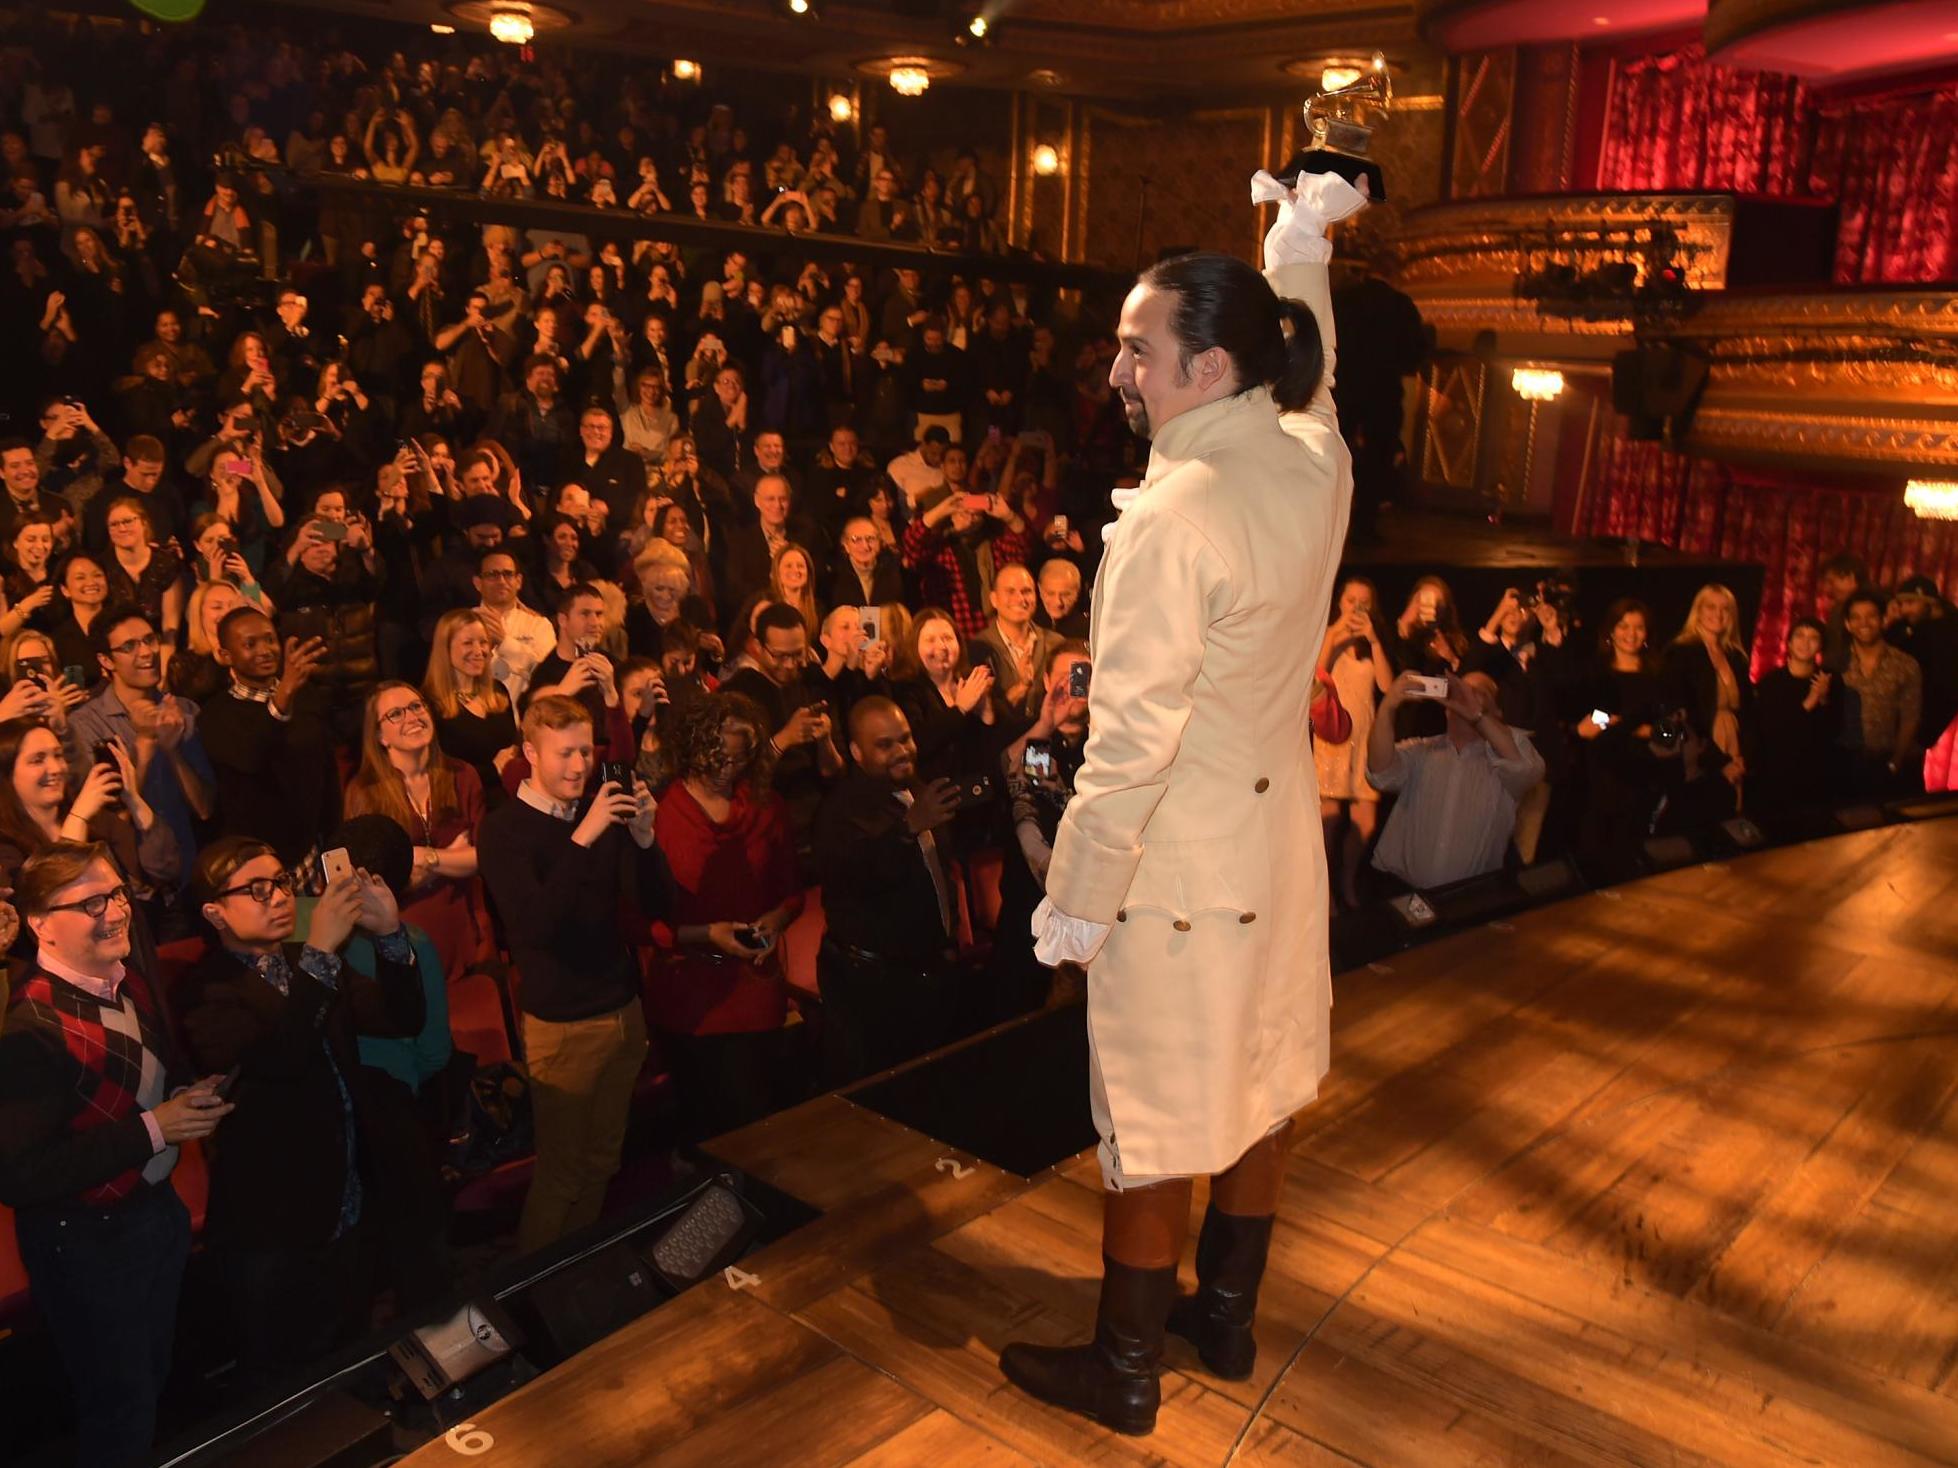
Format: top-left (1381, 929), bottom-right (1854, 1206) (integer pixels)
top-left (1571, 434), bottom-right (1958, 677)
top-left (1596, 43), bottom-right (1810, 194)
top-left (1809, 84), bottom-right (1958, 284)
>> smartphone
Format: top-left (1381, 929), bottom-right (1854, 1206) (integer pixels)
top-left (858, 606), bottom-right (881, 643)
top-left (732, 924), bottom-right (772, 952)
top-left (1023, 742), bottom-right (1055, 779)
top-left (219, 455), bottom-right (253, 477)
top-left (315, 518), bottom-right (348, 541)
top-left (1068, 661), bottom-right (1091, 700)
top-left (1406, 674), bottom-right (1450, 701)
top-left (954, 772), bottom-right (995, 807)
top-left (806, 700), bottom-right (829, 719)
top-left (600, 759), bottom-right (634, 791)
top-left (62, 663), bottom-right (87, 687)
top-left (961, 492), bottom-right (991, 514)
top-left (1050, 514), bottom-right (1069, 536)
top-left (1588, 708), bottom-right (1611, 729)
top-left (320, 846), bottom-right (356, 888)
top-left (215, 1064), bottom-right (243, 1099)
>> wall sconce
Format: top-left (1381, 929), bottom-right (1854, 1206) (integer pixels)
top-left (1511, 367), bottom-right (1565, 402)
top-left (828, 93), bottom-right (856, 124)
top-left (1905, 479), bottom-right (1958, 521)
top-left (671, 59), bottom-right (701, 82)
top-left (1031, 143), bottom-right (1060, 176)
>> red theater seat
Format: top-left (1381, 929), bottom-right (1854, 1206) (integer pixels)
top-left (447, 971), bottom-right (513, 1066)
top-left (0, 1207), bottom-right (25, 1323)
top-left (781, 886), bottom-right (825, 997)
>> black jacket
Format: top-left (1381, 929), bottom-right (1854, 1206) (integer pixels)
top-left (178, 938), bottom-right (424, 1248)
top-left (198, 687), bottom-right (342, 865)
top-left (814, 772), bottom-right (953, 966)
top-left (824, 553), bottom-right (905, 613)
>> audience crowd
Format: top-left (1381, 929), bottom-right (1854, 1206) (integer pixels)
top-left (0, 16), bottom-right (1950, 1468)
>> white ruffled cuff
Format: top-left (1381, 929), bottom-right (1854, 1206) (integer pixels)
top-left (1251, 169), bottom-right (1369, 266)
top-left (1032, 895), bottom-right (1110, 966)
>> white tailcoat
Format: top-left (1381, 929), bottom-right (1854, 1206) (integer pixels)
top-left (1045, 261), bottom-right (1352, 1179)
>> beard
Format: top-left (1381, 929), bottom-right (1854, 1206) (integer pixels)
top-left (1119, 392), bottom-right (1150, 438)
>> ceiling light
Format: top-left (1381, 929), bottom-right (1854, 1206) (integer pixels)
top-left (1905, 480), bottom-right (1958, 520)
top-left (788, 0), bottom-right (812, 13)
top-left (828, 93), bottom-right (855, 124)
top-left (1511, 367), bottom-right (1565, 402)
top-left (1031, 143), bottom-right (1060, 176)
top-left (889, 64), bottom-right (930, 97)
top-left (430, 22), bottom-right (456, 33)
top-left (968, 16), bottom-right (987, 37)
top-left (671, 58), bottom-right (701, 81)
top-left (487, 3), bottom-right (533, 44)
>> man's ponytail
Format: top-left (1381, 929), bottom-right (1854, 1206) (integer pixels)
top-left (1270, 298), bottom-right (1323, 414)
top-left (1139, 252), bottom-right (1324, 413)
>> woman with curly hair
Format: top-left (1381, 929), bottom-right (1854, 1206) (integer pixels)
top-left (648, 690), bottom-right (806, 1141)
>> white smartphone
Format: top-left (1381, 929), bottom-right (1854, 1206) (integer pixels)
top-left (1406, 674), bottom-right (1450, 701)
top-left (1588, 709), bottom-right (1612, 729)
top-left (320, 846), bottom-right (356, 887)
top-left (1050, 514), bottom-right (1069, 536)
top-left (858, 606), bottom-right (881, 643)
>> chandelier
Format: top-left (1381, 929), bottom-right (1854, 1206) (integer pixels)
top-left (888, 63), bottom-right (930, 97)
top-left (1905, 480), bottom-right (1958, 521)
top-left (487, 4), bottom-right (533, 44)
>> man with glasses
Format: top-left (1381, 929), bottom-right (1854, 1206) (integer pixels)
top-left (0, 841), bottom-right (232, 1468)
top-left (71, 607), bottom-right (214, 896)
top-left (179, 835), bottom-right (424, 1386)
top-left (828, 514), bottom-right (905, 612)
top-left (471, 544), bottom-right (555, 703)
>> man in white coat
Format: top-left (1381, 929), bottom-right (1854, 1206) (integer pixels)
top-left (999, 170), bottom-right (1366, 1435)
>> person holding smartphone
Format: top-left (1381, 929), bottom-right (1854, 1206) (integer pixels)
top-left (647, 692), bottom-right (805, 1141)
top-left (478, 694), bottom-right (670, 1254)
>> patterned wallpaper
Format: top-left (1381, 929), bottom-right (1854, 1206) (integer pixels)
top-left (1076, 109), bottom-right (1271, 271)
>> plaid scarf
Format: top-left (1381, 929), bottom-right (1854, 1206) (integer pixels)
top-left (10, 969), bottom-right (177, 1205)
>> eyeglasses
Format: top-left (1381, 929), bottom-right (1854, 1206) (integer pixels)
top-left (107, 518), bottom-right (144, 531)
top-left (214, 873), bottom-right (297, 904)
top-left (108, 632), bottom-right (161, 657)
top-left (379, 698), bottom-right (428, 725)
top-left (44, 884), bottom-right (132, 918)
top-left (478, 569), bottom-right (520, 581)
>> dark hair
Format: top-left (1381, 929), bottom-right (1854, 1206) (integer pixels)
top-left (88, 604), bottom-right (151, 661)
top-left (0, 436), bottom-right (31, 458)
top-left (0, 718), bottom-right (74, 862)
top-left (1136, 252), bottom-right (1323, 413)
top-left (1785, 616), bottom-right (1825, 650)
top-left (660, 689), bottom-right (776, 794)
top-left (754, 602), bottom-right (807, 644)
top-left (214, 602), bottom-right (271, 648)
top-left (1598, 596), bottom-right (1653, 667)
top-left (124, 434), bottom-right (165, 464)
top-left (1841, 589), bottom-right (1885, 620)
top-left (556, 580), bottom-right (605, 614)
top-left (193, 834), bottom-right (278, 905)
top-left (1820, 551), bottom-right (1868, 583)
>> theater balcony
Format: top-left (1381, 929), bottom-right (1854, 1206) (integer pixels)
top-left (1376, 0), bottom-right (1958, 670)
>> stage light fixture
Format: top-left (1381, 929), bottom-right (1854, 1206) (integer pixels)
top-left (671, 58), bottom-right (701, 82)
top-left (786, 0), bottom-right (816, 15)
top-left (487, 3), bottom-right (534, 45)
top-left (1031, 143), bottom-right (1060, 176)
top-left (889, 63), bottom-right (930, 96)
top-left (828, 92), bottom-right (856, 124)
top-left (1511, 367), bottom-right (1564, 402)
top-left (430, 22), bottom-right (456, 33)
top-left (1905, 479), bottom-right (1958, 521)
top-left (957, 12), bottom-right (994, 46)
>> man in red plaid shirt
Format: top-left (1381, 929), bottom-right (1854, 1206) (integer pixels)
top-left (900, 471), bottom-right (1033, 641)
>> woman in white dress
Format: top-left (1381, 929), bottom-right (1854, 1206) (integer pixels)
top-left (1315, 576), bottom-right (1393, 908)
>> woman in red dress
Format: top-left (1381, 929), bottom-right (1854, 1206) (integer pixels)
top-left (649, 690), bottom-right (805, 1141)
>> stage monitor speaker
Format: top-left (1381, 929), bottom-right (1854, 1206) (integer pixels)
top-left (1643, 835), bottom-right (1699, 871)
top-left (1834, 804), bottom-right (1888, 831)
top-left (1428, 869), bottom-right (1522, 926)
top-left (642, 1177), bottom-right (762, 1293)
top-left (207, 1390), bottom-right (392, 1468)
top-left (512, 1241), bottom-right (666, 1366)
top-left (1386, 892), bottom-right (1438, 929)
top-left (1516, 858), bottom-right (1583, 902)
top-left (390, 1300), bottom-right (523, 1401)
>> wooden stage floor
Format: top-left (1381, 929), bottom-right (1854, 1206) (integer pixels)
top-left (403, 819), bottom-right (1958, 1467)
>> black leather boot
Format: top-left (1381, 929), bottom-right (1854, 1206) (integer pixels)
top-left (998, 1255), bottom-right (1178, 1435)
top-left (1164, 1206), bottom-right (1274, 1380)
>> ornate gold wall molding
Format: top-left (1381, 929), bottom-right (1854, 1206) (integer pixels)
top-left (1688, 408), bottom-right (1958, 470)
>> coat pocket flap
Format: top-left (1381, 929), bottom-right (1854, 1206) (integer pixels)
top-left (1121, 835), bottom-right (1267, 918)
